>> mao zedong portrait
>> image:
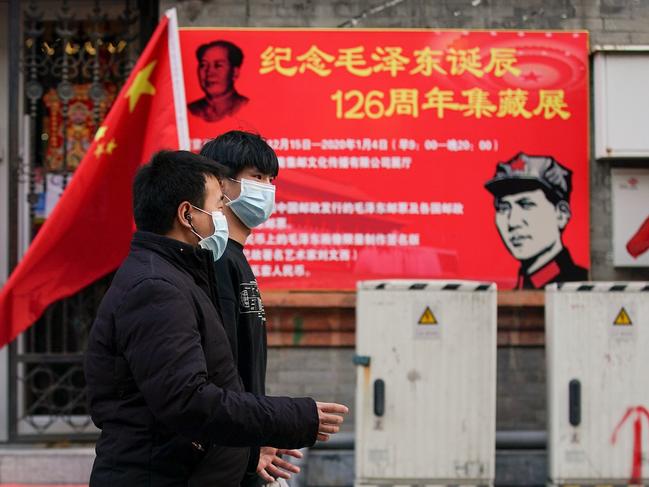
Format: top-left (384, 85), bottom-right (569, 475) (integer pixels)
top-left (187, 40), bottom-right (249, 123)
top-left (484, 152), bottom-right (588, 289)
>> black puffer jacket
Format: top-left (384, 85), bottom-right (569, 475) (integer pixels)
top-left (85, 231), bottom-right (318, 486)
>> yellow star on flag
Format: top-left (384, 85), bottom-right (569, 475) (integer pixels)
top-left (125, 60), bottom-right (157, 113)
top-left (94, 126), bottom-right (108, 141)
top-left (94, 143), bottom-right (105, 158)
top-left (106, 139), bottom-right (118, 155)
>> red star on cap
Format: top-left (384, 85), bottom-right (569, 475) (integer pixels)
top-left (511, 158), bottom-right (526, 171)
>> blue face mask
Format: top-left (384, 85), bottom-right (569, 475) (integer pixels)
top-left (189, 206), bottom-right (229, 261)
top-left (225, 178), bottom-right (276, 228)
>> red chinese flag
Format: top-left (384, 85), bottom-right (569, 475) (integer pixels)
top-left (0, 10), bottom-right (189, 348)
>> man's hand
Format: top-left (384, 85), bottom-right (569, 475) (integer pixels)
top-left (315, 402), bottom-right (349, 442)
top-left (256, 446), bottom-right (302, 483)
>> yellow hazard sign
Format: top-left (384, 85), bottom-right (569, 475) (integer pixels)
top-left (418, 306), bottom-right (438, 325)
top-left (613, 307), bottom-right (633, 326)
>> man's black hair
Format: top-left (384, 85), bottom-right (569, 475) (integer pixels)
top-left (200, 130), bottom-right (279, 179)
top-left (196, 40), bottom-right (244, 68)
top-left (133, 150), bottom-right (226, 234)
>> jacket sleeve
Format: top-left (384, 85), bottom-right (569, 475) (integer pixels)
top-left (246, 446), bottom-right (261, 478)
top-left (114, 277), bottom-right (319, 449)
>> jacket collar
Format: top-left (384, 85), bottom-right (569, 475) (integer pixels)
top-left (131, 231), bottom-right (213, 286)
top-left (516, 247), bottom-right (575, 289)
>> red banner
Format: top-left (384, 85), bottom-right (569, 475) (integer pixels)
top-left (180, 29), bottom-right (589, 290)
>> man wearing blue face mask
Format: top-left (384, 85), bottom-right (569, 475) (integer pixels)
top-left (85, 150), bottom-right (348, 487)
top-left (187, 204), bottom-right (230, 260)
top-left (195, 131), bottom-right (313, 486)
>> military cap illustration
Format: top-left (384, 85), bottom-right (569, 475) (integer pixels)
top-left (485, 152), bottom-right (587, 289)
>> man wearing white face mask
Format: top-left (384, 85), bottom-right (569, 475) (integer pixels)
top-left (195, 131), bottom-right (346, 486)
top-left (85, 151), bottom-right (348, 487)
top-left (187, 204), bottom-right (230, 261)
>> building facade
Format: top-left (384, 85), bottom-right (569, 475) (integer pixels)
top-left (1, 0), bottom-right (648, 484)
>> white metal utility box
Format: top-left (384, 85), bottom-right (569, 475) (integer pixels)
top-left (354, 280), bottom-right (497, 486)
top-left (546, 282), bottom-right (649, 486)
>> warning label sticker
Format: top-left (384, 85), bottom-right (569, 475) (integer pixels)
top-left (414, 302), bottom-right (441, 340)
top-left (609, 303), bottom-right (636, 343)
top-left (613, 307), bottom-right (633, 326)
top-left (418, 306), bottom-right (438, 325)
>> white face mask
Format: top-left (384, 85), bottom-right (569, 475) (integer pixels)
top-left (225, 178), bottom-right (276, 228)
top-left (188, 206), bottom-right (229, 261)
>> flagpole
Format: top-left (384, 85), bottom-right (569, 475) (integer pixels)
top-left (166, 8), bottom-right (190, 150)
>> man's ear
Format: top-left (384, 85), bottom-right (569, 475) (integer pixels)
top-left (221, 176), bottom-right (238, 197)
top-left (556, 200), bottom-right (571, 231)
top-left (177, 201), bottom-right (193, 230)
top-left (231, 66), bottom-right (241, 82)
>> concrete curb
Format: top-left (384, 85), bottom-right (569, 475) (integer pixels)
top-left (0, 447), bottom-right (94, 484)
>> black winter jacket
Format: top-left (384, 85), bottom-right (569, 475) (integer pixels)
top-left (85, 231), bottom-right (318, 486)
